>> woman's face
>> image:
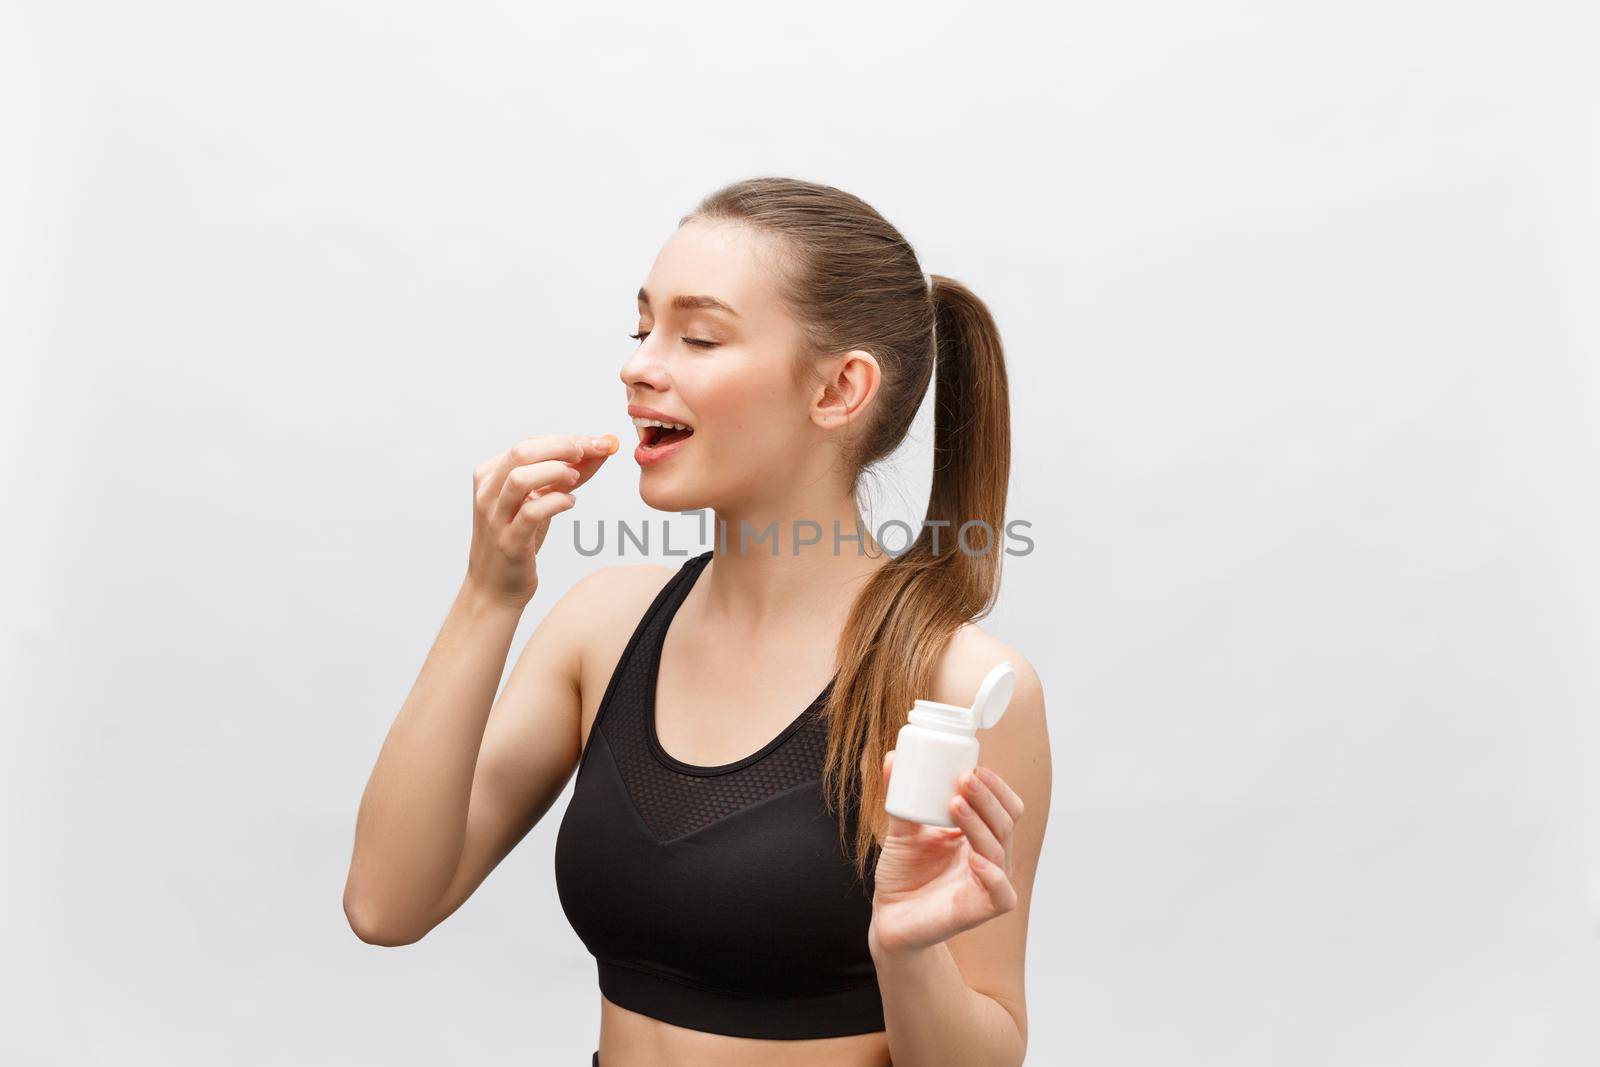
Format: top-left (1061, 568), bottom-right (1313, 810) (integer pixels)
top-left (621, 219), bottom-right (825, 515)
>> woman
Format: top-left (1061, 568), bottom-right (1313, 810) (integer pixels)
top-left (344, 177), bottom-right (1053, 1067)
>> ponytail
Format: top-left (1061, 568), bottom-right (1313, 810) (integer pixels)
top-left (685, 178), bottom-right (1014, 882)
top-left (820, 274), bottom-right (1012, 882)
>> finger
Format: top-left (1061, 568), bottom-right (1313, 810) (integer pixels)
top-left (967, 849), bottom-right (1019, 914)
top-left (509, 489), bottom-right (576, 538)
top-left (476, 435), bottom-right (588, 508)
top-left (958, 770), bottom-right (1015, 851)
top-left (951, 789), bottom-right (1007, 868)
top-left (493, 459), bottom-right (582, 526)
top-left (479, 435), bottom-right (584, 500)
top-left (566, 434), bottom-right (620, 491)
top-left (975, 765), bottom-right (1025, 822)
top-left (495, 460), bottom-right (580, 526)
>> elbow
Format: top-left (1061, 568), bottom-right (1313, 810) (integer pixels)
top-left (343, 890), bottom-right (426, 947)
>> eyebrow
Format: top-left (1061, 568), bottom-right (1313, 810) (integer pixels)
top-left (637, 288), bottom-right (741, 317)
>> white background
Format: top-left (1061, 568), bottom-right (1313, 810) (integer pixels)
top-left (4, 2), bottom-right (1596, 1064)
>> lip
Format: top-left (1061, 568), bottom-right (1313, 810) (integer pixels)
top-left (627, 403), bottom-right (694, 427)
top-left (635, 432), bottom-right (692, 467)
top-left (628, 403), bottom-right (695, 468)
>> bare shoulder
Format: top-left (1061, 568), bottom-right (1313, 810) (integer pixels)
top-left (554, 560), bottom-right (680, 730)
top-left (929, 623), bottom-right (1048, 733)
top-left (556, 559), bottom-right (679, 657)
top-left (557, 559), bottom-right (679, 622)
top-left (929, 622), bottom-right (1052, 819)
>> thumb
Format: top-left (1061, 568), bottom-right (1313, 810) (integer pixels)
top-left (569, 434), bottom-right (619, 487)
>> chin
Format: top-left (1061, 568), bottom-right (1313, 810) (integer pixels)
top-left (638, 475), bottom-right (708, 515)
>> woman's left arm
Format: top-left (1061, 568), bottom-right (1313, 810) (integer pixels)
top-left (868, 647), bottom-right (1052, 1067)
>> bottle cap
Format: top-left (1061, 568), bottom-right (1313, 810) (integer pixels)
top-left (972, 660), bottom-right (1017, 730)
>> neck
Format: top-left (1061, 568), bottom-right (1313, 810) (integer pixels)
top-left (698, 491), bottom-right (887, 632)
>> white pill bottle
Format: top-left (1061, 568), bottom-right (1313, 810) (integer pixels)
top-left (884, 660), bottom-right (1018, 826)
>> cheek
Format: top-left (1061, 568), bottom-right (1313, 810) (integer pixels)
top-left (684, 364), bottom-right (794, 446)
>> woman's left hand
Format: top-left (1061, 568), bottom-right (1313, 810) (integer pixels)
top-left (867, 749), bottom-right (1025, 958)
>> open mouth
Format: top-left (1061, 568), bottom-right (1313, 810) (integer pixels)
top-left (634, 416), bottom-right (694, 448)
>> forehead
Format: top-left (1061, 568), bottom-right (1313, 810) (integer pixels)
top-left (639, 219), bottom-right (787, 320)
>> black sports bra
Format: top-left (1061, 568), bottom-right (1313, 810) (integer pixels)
top-left (553, 549), bottom-right (885, 1039)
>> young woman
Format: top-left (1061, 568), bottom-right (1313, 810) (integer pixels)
top-left (344, 177), bottom-right (1053, 1067)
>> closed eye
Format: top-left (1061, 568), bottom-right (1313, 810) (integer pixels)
top-left (628, 331), bottom-right (717, 349)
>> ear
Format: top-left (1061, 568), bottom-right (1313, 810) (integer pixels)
top-left (811, 348), bottom-right (881, 431)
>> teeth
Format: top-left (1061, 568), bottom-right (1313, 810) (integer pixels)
top-left (631, 417), bottom-right (691, 431)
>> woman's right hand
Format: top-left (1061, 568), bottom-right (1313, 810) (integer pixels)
top-left (466, 433), bottom-right (617, 607)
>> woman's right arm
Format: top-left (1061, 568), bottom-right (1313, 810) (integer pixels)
top-left (341, 433), bottom-right (616, 946)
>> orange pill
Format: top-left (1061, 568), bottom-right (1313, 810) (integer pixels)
top-left (600, 433), bottom-right (620, 455)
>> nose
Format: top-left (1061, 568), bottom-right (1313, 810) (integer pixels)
top-left (619, 334), bottom-right (671, 394)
